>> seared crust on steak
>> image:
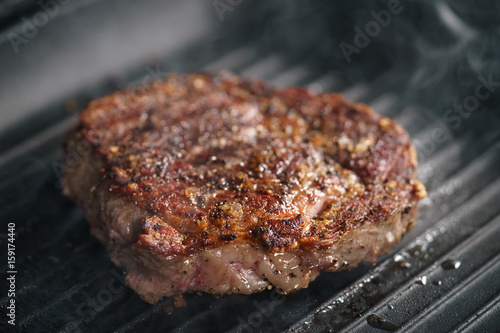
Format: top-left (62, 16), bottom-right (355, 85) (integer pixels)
top-left (62, 72), bottom-right (426, 304)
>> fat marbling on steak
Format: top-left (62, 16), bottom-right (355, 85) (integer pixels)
top-left (62, 72), bottom-right (427, 304)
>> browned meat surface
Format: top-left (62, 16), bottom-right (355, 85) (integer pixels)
top-left (62, 72), bottom-right (427, 304)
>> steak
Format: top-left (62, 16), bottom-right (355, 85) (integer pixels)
top-left (62, 71), bottom-right (427, 304)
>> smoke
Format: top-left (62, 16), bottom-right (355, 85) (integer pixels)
top-left (227, 0), bottom-right (499, 119)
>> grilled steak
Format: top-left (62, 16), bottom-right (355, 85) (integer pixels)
top-left (62, 71), bottom-right (427, 304)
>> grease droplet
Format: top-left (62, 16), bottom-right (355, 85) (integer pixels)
top-left (416, 276), bottom-right (427, 285)
top-left (393, 254), bottom-right (405, 262)
top-left (408, 244), bottom-right (422, 256)
top-left (367, 314), bottom-right (401, 331)
top-left (442, 259), bottom-right (461, 270)
top-left (398, 261), bottom-right (411, 268)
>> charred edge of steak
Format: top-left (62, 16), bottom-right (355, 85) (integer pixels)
top-left (62, 71), bottom-right (426, 303)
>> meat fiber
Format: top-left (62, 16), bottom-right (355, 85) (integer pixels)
top-left (62, 72), bottom-right (427, 304)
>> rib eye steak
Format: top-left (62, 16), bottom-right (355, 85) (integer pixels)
top-left (62, 71), bottom-right (427, 304)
